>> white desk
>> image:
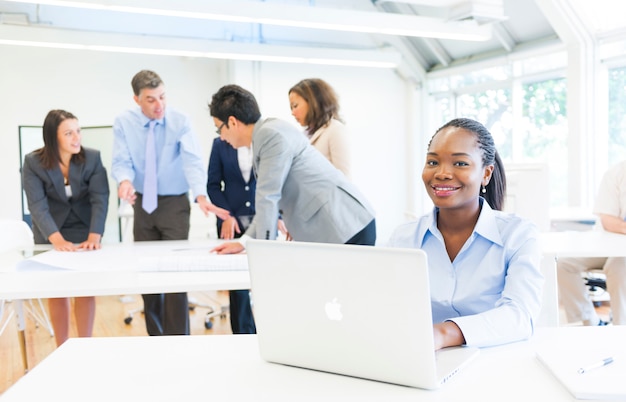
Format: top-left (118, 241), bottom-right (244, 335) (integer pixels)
top-left (1, 326), bottom-right (623, 402)
top-left (540, 230), bottom-right (626, 258)
top-left (0, 240), bottom-right (251, 299)
top-left (536, 230), bottom-right (626, 327)
top-left (0, 240), bottom-right (250, 371)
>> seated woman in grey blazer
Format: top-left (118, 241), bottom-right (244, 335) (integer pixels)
top-left (22, 109), bottom-right (109, 346)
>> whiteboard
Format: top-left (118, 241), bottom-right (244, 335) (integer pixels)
top-left (19, 125), bottom-right (121, 244)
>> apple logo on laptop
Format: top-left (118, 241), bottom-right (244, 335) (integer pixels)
top-left (325, 298), bottom-right (343, 321)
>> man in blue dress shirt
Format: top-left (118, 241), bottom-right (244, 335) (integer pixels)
top-left (112, 70), bottom-right (228, 336)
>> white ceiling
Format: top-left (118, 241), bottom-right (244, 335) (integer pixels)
top-left (0, 0), bottom-right (615, 80)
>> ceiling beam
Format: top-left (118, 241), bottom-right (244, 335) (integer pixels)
top-left (492, 22), bottom-right (516, 51)
top-left (374, 0), bottom-right (506, 23)
top-left (0, 23), bottom-right (403, 68)
top-left (1, 0), bottom-right (493, 41)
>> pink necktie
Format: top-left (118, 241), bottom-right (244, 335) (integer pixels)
top-left (142, 120), bottom-right (157, 214)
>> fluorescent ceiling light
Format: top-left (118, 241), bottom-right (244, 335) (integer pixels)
top-left (375, 0), bottom-right (506, 21)
top-left (1, 0), bottom-right (493, 41)
top-left (0, 24), bottom-right (402, 68)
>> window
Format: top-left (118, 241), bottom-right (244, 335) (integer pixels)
top-left (520, 78), bottom-right (568, 207)
top-left (457, 89), bottom-right (513, 160)
top-left (426, 52), bottom-right (568, 207)
top-left (608, 66), bottom-right (626, 167)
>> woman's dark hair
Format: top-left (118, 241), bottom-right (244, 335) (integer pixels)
top-left (431, 118), bottom-right (506, 211)
top-left (288, 78), bottom-right (342, 136)
top-left (35, 109), bottom-right (84, 170)
top-left (209, 84), bottom-right (261, 125)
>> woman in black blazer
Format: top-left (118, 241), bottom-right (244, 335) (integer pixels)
top-left (22, 109), bottom-right (109, 346)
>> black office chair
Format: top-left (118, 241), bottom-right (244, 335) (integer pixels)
top-left (584, 270), bottom-right (608, 308)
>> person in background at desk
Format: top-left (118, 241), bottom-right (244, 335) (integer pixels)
top-left (557, 161), bottom-right (626, 326)
top-left (112, 70), bottom-right (229, 336)
top-left (208, 84), bottom-right (376, 254)
top-left (22, 109), bottom-right (110, 346)
top-left (207, 137), bottom-right (257, 334)
top-left (388, 118), bottom-right (543, 350)
top-left (288, 78), bottom-right (351, 179)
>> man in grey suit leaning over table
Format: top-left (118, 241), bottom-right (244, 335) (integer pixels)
top-left (209, 84), bottom-right (376, 255)
top-left (111, 70), bottom-right (229, 336)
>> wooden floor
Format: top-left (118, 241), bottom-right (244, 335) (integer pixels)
top-left (0, 291), bottom-right (232, 394)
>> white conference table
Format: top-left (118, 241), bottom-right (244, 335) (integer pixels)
top-left (1, 326), bottom-right (624, 402)
top-left (536, 230), bottom-right (626, 327)
top-left (0, 240), bottom-right (251, 298)
top-left (0, 240), bottom-right (250, 371)
top-left (540, 230), bottom-right (626, 258)
top-left (3, 231), bottom-right (625, 377)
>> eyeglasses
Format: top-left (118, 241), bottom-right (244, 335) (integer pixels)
top-left (215, 121), bottom-right (226, 136)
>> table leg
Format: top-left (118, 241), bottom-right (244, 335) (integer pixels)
top-left (538, 253), bottom-right (559, 327)
top-left (14, 299), bottom-right (29, 372)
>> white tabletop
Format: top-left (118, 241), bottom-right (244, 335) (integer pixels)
top-left (540, 230), bottom-right (626, 258)
top-left (3, 232), bottom-right (622, 300)
top-left (0, 240), bottom-right (251, 299)
top-left (2, 326), bottom-right (624, 402)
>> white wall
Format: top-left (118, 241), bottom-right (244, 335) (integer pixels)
top-left (0, 47), bottom-right (417, 244)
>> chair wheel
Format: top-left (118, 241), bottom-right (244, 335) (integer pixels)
top-left (205, 319), bottom-right (213, 329)
top-left (124, 316), bottom-right (133, 325)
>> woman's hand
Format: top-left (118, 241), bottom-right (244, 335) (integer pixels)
top-left (433, 321), bottom-right (466, 350)
top-left (48, 232), bottom-right (77, 251)
top-left (78, 233), bottom-right (102, 250)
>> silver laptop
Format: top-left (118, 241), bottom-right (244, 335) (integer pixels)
top-left (246, 239), bottom-right (479, 389)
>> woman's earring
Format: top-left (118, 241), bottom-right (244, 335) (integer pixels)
top-left (481, 185), bottom-right (486, 194)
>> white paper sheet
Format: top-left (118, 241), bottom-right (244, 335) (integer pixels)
top-left (536, 347), bottom-right (626, 400)
top-left (15, 242), bottom-right (248, 272)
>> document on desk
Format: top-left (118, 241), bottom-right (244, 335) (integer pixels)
top-left (138, 250), bottom-right (248, 272)
top-left (536, 347), bottom-right (626, 399)
top-left (15, 243), bottom-right (248, 272)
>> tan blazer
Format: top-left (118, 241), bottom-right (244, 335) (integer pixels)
top-left (309, 118), bottom-right (351, 179)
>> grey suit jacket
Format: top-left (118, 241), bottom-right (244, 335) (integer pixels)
top-left (246, 118), bottom-right (375, 243)
top-left (22, 147), bottom-right (110, 241)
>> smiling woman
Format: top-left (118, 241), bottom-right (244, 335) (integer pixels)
top-left (21, 109), bottom-right (110, 347)
top-left (388, 117), bottom-right (543, 351)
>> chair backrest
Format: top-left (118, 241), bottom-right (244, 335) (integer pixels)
top-left (0, 219), bottom-right (35, 254)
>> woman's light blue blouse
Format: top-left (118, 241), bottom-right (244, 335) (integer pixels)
top-left (388, 199), bottom-right (544, 348)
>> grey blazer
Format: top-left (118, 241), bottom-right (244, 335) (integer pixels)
top-left (246, 118), bottom-right (375, 243)
top-left (22, 147), bottom-right (110, 242)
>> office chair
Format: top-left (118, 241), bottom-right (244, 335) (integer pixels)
top-left (123, 294), bottom-right (228, 329)
top-left (0, 219), bottom-right (54, 337)
top-left (584, 270), bottom-right (608, 307)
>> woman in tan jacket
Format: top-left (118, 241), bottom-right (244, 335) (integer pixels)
top-left (288, 78), bottom-right (351, 179)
